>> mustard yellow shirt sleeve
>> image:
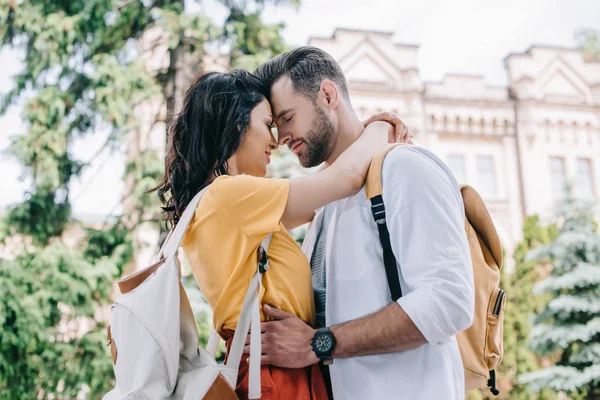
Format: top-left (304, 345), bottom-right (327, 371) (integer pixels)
top-left (210, 175), bottom-right (290, 236)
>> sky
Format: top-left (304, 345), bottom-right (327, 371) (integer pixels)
top-left (0, 0), bottom-right (598, 218)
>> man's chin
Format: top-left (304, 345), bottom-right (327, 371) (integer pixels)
top-left (299, 157), bottom-right (319, 169)
top-left (297, 148), bottom-right (325, 168)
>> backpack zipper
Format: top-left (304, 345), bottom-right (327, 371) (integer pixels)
top-left (492, 289), bottom-right (505, 316)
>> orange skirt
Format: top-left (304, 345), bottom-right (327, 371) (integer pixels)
top-left (222, 329), bottom-right (329, 400)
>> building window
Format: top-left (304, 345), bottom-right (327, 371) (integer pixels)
top-left (476, 155), bottom-right (498, 198)
top-left (550, 157), bottom-right (567, 199)
top-left (575, 158), bottom-right (595, 199)
top-left (447, 154), bottom-right (466, 184)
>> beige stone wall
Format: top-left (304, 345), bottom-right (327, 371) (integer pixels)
top-left (309, 29), bottom-right (600, 268)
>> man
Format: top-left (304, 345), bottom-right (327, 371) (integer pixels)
top-left (249, 46), bottom-right (474, 399)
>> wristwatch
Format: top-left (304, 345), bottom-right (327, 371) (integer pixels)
top-left (311, 327), bottom-right (336, 365)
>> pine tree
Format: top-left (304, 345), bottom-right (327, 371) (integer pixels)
top-left (0, 0), bottom-right (298, 397)
top-left (519, 191), bottom-right (600, 399)
top-left (498, 216), bottom-right (558, 399)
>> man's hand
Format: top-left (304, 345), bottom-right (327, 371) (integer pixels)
top-left (363, 112), bottom-right (415, 144)
top-left (243, 304), bottom-right (319, 369)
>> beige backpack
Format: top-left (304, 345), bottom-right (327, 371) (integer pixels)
top-left (365, 144), bottom-right (505, 395)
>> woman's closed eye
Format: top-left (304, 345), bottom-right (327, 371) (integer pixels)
top-left (267, 121), bottom-right (278, 140)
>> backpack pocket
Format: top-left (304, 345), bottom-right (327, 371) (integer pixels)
top-left (485, 287), bottom-right (506, 370)
top-left (111, 304), bottom-right (173, 398)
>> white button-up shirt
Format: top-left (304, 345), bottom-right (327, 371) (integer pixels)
top-left (302, 146), bottom-right (474, 400)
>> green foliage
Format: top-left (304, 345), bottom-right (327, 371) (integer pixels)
top-left (125, 149), bottom-right (165, 222)
top-left (497, 216), bottom-right (558, 400)
top-left (577, 29), bottom-right (600, 60)
top-left (226, 10), bottom-right (289, 71)
top-left (0, 244), bottom-right (116, 398)
top-left (84, 223), bottom-right (135, 278)
top-left (520, 192), bottom-right (600, 398)
top-left (219, 0), bottom-right (298, 71)
top-left (4, 191), bottom-right (71, 246)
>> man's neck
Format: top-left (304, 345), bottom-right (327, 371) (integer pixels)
top-left (325, 104), bottom-right (363, 165)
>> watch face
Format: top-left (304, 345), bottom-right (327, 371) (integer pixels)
top-left (314, 333), bottom-right (333, 354)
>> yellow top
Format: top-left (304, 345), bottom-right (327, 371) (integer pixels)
top-left (182, 174), bottom-right (316, 332)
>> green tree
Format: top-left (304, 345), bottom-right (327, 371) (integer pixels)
top-left (499, 216), bottom-right (558, 400)
top-left (577, 28), bottom-right (600, 60)
top-left (0, 0), bottom-right (298, 398)
top-left (519, 192), bottom-right (600, 399)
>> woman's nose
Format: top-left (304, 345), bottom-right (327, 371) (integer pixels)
top-left (269, 137), bottom-right (279, 150)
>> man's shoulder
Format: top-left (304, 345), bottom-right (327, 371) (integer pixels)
top-left (380, 145), bottom-right (459, 193)
top-left (382, 145), bottom-right (447, 177)
top-left (383, 145), bottom-right (438, 167)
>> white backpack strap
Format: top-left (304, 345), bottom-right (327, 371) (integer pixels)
top-left (248, 293), bottom-right (262, 399)
top-left (206, 328), bottom-right (221, 359)
top-left (152, 228), bottom-right (174, 264)
top-left (161, 187), bottom-right (210, 260)
top-left (248, 234), bottom-right (272, 399)
top-left (226, 233), bottom-right (273, 399)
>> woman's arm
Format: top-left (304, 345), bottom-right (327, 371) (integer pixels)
top-left (281, 163), bottom-right (327, 230)
top-left (283, 212), bottom-right (316, 230)
top-left (280, 121), bottom-right (390, 228)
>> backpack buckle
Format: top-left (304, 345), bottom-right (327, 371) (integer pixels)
top-left (258, 246), bottom-right (269, 273)
top-left (370, 196), bottom-right (386, 224)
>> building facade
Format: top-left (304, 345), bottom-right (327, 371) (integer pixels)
top-left (310, 28), bottom-right (600, 267)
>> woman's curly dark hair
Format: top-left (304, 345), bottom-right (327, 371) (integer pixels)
top-left (150, 69), bottom-right (265, 226)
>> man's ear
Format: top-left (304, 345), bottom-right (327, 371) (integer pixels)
top-left (320, 80), bottom-right (339, 111)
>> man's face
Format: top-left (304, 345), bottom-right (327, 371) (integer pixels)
top-left (269, 76), bottom-right (336, 168)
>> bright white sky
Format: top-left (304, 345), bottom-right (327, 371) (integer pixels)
top-left (0, 0), bottom-right (598, 218)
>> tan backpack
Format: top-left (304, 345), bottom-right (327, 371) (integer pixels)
top-left (365, 144), bottom-right (505, 395)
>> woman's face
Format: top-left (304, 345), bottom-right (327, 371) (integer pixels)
top-left (229, 98), bottom-right (278, 177)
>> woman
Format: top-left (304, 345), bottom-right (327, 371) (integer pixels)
top-left (152, 70), bottom-right (403, 399)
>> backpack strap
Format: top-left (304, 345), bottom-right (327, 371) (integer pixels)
top-left (161, 186), bottom-right (210, 260)
top-left (225, 233), bottom-right (273, 400)
top-left (365, 143), bottom-right (407, 301)
top-left (460, 185), bottom-right (503, 269)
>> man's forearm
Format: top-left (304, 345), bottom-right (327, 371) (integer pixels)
top-left (330, 302), bottom-right (427, 358)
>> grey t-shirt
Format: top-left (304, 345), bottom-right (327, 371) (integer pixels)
top-left (310, 204), bottom-right (334, 328)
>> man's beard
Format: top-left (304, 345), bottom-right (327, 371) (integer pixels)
top-left (299, 105), bottom-right (336, 168)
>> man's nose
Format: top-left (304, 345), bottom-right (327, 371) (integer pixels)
top-left (278, 132), bottom-right (292, 146)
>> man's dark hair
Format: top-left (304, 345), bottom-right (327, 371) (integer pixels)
top-left (254, 46), bottom-right (349, 102)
